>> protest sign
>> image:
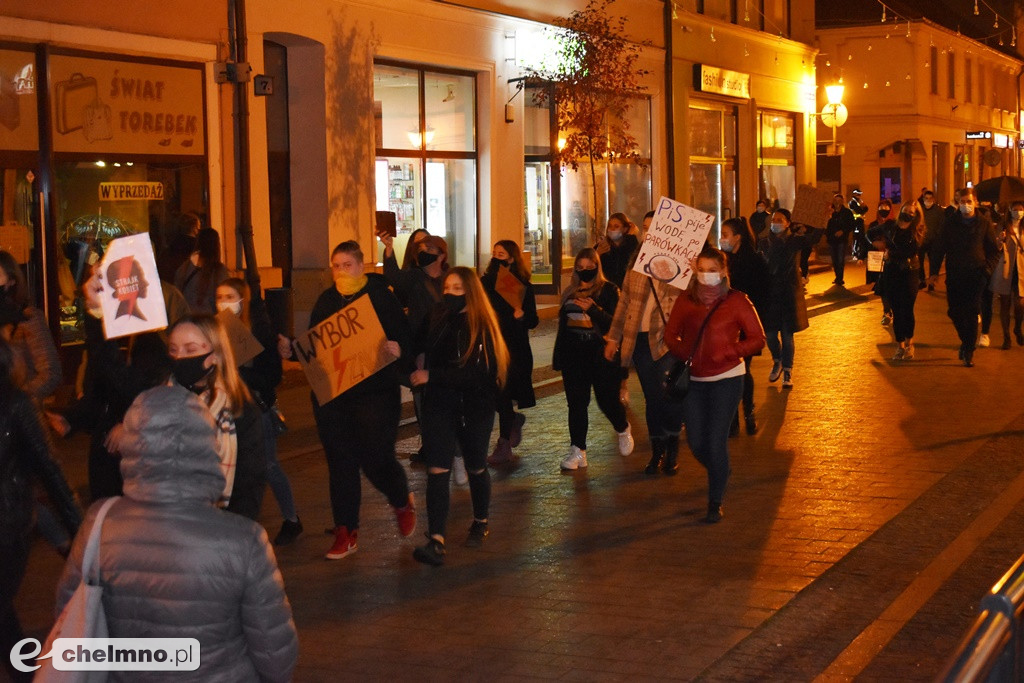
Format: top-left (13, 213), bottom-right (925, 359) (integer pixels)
top-left (217, 309), bottom-right (265, 366)
top-left (792, 184), bottom-right (835, 229)
top-left (867, 250), bottom-right (884, 272)
top-left (291, 294), bottom-right (396, 405)
top-left (631, 196), bottom-right (715, 290)
top-left (494, 266), bottom-right (525, 310)
top-left (98, 232), bottom-right (168, 339)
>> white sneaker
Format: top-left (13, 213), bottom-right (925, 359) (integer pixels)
top-left (560, 446), bottom-right (588, 470)
top-left (452, 456), bottom-right (468, 486)
top-left (978, 334), bottom-right (990, 348)
top-left (617, 425), bottom-right (634, 456)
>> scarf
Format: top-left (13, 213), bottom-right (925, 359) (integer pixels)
top-left (335, 274), bottom-right (368, 296)
top-left (696, 283), bottom-right (727, 306)
top-left (203, 383), bottom-right (238, 507)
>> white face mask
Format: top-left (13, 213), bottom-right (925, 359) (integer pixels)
top-left (960, 202), bottom-right (975, 217)
top-left (607, 230), bottom-right (623, 242)
top-left (719, 239), bottom-right (734, 253)
top-left (770, 223), bottom-right (785, 234)
top-left (697, 271), bottom-right (722, 286)
top-left (1013, 210), bottom-right (1023, 221)
top-left (923, 200), bottom-right (934, 209)
top-left (217, 301), bottom-right (242, 316)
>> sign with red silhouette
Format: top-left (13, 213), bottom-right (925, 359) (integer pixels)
top-left (291, 295), bottom-right (396, 404)
top-left (494, 265), bottom-right (525, 310)
top-left (98, 233), bottom-right (167, 339)
top-left (632, 196), bottom-right (714, 291)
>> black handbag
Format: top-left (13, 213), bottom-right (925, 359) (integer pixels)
top-left (651, 282), bottom-right (726, 401)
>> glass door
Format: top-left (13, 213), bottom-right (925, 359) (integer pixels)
top-left (689, 102), bottom-right (738, 242)
top-left (523, 161), bottom-right (555, 287)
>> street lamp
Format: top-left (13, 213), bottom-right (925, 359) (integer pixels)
top-left (820, 84), bottom-right (848, 156)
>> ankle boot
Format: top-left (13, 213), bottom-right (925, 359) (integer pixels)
top-left (645, 438), bottom-right (665, 475)
top-left (744, 410), bottom-right (757, 435)
top-left (662, 434), bottom-right (679, 475)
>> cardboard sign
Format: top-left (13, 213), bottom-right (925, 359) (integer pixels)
top-left (292, 294), bottom-right (396, 405)
top-left (494, 266), bottom-right (525, 310)
top-left (867, 250), bottom-right (884, 272)
top-left (98, 232), bottom-right (168, 339)
top-left (0, 221), bottom-right (30, 263)
top-left (792, 184), bottom-right (835, 230)
top-left (631, 196), bottom-right (715, 290)
top-left (217, 309), bottom-right (265, 366)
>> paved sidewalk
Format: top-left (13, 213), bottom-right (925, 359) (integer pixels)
top-left (15, 263), bottom-right (1024, 681)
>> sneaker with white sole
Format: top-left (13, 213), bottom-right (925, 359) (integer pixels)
top-left (903, 343), bottom-right (915, 360)
top-left (560, 445), bottom-right (588, 470)
top-left (452, 456), bottom-right (468, 486)
top-left (769, 360), bottom-right (783, 382)
top-left (978, 333), bottom-right (990, 348)
top-left (892, 346), bottom-right (905, 361)
top-left (617, 425), bottom-right (634, 456)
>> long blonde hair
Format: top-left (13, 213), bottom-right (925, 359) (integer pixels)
top-left (169, 314), bottom-right (252, 416)
top-left (445, 266), bottom-right (510, 388)
top-left (560, 247), bottom-right (607, 306)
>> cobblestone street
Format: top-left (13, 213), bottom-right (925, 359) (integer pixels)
top-left (15, 265), bottom-right (1024, 681)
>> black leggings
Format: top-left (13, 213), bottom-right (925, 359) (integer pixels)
top-left (314, 387), bottom-right (410, 530)
top-left (888, 269), bottom-right (920, 342)
top-left (1, 537), bottom-right (31, 682)
top-left (562, 359), bottom-right (628, 450)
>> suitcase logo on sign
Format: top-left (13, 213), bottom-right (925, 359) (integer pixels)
top-left (55, 72), bottom-right (97, 135)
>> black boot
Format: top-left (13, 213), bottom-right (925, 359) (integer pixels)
top-left (645, 438), bottom-right (665, 475)
top-left (744, 410), bottom-right (757, 435)
top-left (703, 501), bottom-right (723, 524)
top-left (662, 435), bottom-right (679, 475)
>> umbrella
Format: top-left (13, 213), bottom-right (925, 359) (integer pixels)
top-left (973, 176), bottom-right (1024, 206)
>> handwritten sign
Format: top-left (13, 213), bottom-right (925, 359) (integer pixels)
top-left (632, 196), bottom-right (715, 290)
top-left (792, 184), bottom-right (835, 230)
top-left (494, 266), bottom-right (525, 310)
top-left (292, 295), bottom-right (395, 405)
top-left (867, 251), bottom-right (884, 272)
top-left (217, 309), bottom-right (265, 366)
top-left (98, 232), bottom-right (168, 339)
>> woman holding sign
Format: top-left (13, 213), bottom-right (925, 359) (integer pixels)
top-left (278, 241), bottom-right (415, 560)
top-left (481, 240), bottom-right (538, 465)
top-left (410, 267), bottom-right (509, 566)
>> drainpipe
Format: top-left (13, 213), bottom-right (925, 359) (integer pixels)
top-left (228, 0), bottom-right (260, 292)
top-left (664, 0), bottom-right (675, 198)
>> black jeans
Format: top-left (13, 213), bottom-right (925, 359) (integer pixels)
top-left (946, 268), bottom-right (988, 351)
top-left (741, 357), bottom-right (754, 417)
top-left (800, 228), bottom-right (823, 278)
top-left (1, 536), bottom-right (32, 682)
top-left (562, 358), bottom-right (628, 450)
top-left (981, 288), bottom-right (994, 335)
top-left (829, 240), bottom-right (847, 283)
top-left (888, 268), bottom-right (920, 342)
top-left (682, 376), bottom-right (744, 505)
top-left (632, 333), bottom-right (686, 439)
top-left (314, 386), bottom-right (409, 530)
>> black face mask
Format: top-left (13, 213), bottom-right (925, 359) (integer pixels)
top-left (877, 209), bottom-right (891, 218)
top-left (443, 293), bottom-right (466, 313)
top-left (899, 212), bottom-right (914, 223)
top-left (417, 251), bottom-right (440, 268)
top-left (490, 257), bottom-right (511, 270)
top-left (576, 268), bottom-right (598, 283)
top-left (171, 352), bottom-right (214, 393)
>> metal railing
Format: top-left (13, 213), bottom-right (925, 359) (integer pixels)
top-left (940, 555), bottom-right (1024, 681)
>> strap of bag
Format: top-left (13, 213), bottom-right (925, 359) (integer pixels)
top-left (82, 497), bottom-right (119, 586)
top-left (650, 278), bottom-right (727, 361)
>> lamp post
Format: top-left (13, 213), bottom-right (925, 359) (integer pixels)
top-left (820, 84), bottom-right (848, 156)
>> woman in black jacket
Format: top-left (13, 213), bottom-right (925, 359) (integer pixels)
top-left (278, 241), bottom-right (415, 560)
top-left (481, 240), bottom-right (538, 465)
top-left (597, 213), bottom-right (641, 288)
top-left (410, 267), bottom-right (509, 566)
top-left (757, 208), bottom-right (809, 389)
top-left (882, 202), bottom-right (923, 360)
top-left (554, 249), bottom-right (632, 472)
top-left (0, 337), bottom-right (81, 682)
top-left (719, 217), bottom-right (769, 434)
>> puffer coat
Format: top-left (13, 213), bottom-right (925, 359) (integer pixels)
top-left (55, 385), bottom-right (298, 682)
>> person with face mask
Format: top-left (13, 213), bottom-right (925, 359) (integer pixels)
top-left (216, 278), bottom-right (302, 545)
top-left (919, 190), bottom-right (944, 288)
top-left (756, 209), bottom-right (809, 388)
top-left (664, 246), bottom-right (765, 523)
top-left (849, 190), bottom-right (869, 260)
top-left (481, 241), bottom-right (538, 465)
top-left (596, 213), bottom-right (641, 288)
top-left (986, 201), bottom-right (1024, 349)
top-left (719, 218), bottom-right (769, 435)
top-left (277, 241), bottom-right (415, 559)
top-left (554, 249), bottom-right (632, 471)
top-left (883, 203), bottom-right (923, 360)
top-left (867, 200), bottom-right (896, 325)
top-left (930, 188), bottom-right (1001, 366)
top-left (825, 193), bottom-right (856, 286)
top-left (749, 199), bottom-right (772, 244)
top-left (410, 267), bottom-right (510, 566)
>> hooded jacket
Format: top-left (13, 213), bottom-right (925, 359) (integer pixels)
top-left (56, 385), bottom-right (298, 682)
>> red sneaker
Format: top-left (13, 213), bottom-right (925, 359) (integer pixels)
top-left (325, 526), bottom-right (358, 560)
top-left (394, 494), bottom-right (416, 537)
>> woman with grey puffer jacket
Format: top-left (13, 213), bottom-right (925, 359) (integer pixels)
top-left (55, 385), bottom-right (298, 682)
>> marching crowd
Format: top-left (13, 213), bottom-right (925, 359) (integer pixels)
top-left (0, 180), bottom-right (1018, 679)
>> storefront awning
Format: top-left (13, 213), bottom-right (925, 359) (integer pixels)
top-left (869, 138), bottom-right (927, 161)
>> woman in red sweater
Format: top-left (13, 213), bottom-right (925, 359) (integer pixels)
top-left (665, 246), bottom-right (765, 523)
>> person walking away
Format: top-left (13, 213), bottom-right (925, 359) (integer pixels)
top-left (173, 227), bottom-right (230, 314)
top-left (930, 188), bottom-right (1001, 367)
top-left (596, 213), bottom-right (641, 288)
top-left (411, 267), bottom-right (509, 566)
top-left (0, 337), bottom-right (81, 683)
top-left (56, 385), bottom-right (298, 682)
top-left (919, 190), bottom-right (944, 289)
top-left (482, 241), bottom-right (538, 465)
top-left (825, 193), bottom-right (855, 286)
top-left (217, 277), bottom-right (302, 545)
top-left (719, 217), bottom-right (769, 435)
top-left (278, 241), bottom-right (415, 559)
top-left (554, 249), bottom-right (632, 471)
top-left (757, 209), bottom-right (809, 388)
top-left (884, 202), bottom-right (923, 360)
top-left (988, 201), bottom-right (1024, 349)
top-left (665, 246), bottom-right (765, 523)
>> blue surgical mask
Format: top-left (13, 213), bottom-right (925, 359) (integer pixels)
top-left (607, 230), bottom-right (623, 242)
top-left (770, 223), bottom-right (785, 234)
top-left (697, 272), bottom-right (722, 286)
top-left (719, 240), bottom-right (734, 253)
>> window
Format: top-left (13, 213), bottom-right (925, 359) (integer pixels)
top-left (682, 0), bottom-right (779, 35)
top-left (373, 62), bottom-right (477, 267)
top-left (965, 58), bottom-right (972, 103)
top-left (758, 110), bottom-right (796, 212)
top-left (930, 46), bottom-right (938, 95)
top-left (948, 51), bottom-right (956, 99)
top-left (689, 103), bottom-right (738, 239)
top-left (979, 62), bottom-right (986, 106)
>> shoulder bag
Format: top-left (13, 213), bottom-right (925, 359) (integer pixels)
top-left (652, 283), bottom-right (726, 401)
